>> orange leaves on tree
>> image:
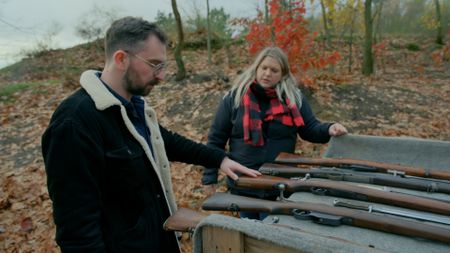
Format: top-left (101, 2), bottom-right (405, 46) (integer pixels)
top-left (245, 0), bottom-right (340, 89)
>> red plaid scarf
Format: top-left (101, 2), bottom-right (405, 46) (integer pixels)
top-left (243, 82), bottom-right (304, 146)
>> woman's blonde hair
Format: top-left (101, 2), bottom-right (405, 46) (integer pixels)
top-left (231, 47), bottom-right (302, 109)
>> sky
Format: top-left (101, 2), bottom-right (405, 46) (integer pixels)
top-left (0, 0), bottom-right (262, 68)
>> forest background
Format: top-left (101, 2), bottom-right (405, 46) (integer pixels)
top-left (0, 0), bottom-right (449, 252)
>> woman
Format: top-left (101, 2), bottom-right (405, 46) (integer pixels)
top-left (202, 47), bottom-right (347, 220)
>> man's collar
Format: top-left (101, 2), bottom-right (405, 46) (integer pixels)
top-left (80, 70), bottom-right (123, 110)
top-left (97, 74), bottom-right (131, 106)
top-left (80, 70), bottom-right (147, 113)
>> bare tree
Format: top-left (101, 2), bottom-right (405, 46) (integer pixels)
top-left (171, 0), bottom-right (186, 81)
top-left (320, 0), bottom-right (332, 48)
top-left (363, 0), bottom-right (374, 76)
top-left (31, 21), bottom-right (63, 55)
top-left (434, 0), bottom-right (444, 45)
top-left (346, 1), bottom-right (359, 74)
top-left (74, 5), bottom-right (119, 49)
top-left (264, 0), bottom-right (269, 24)
top-left (372, 0), bottom-right (384, 44)
top-left (206, 0), bottom-right (212, 64)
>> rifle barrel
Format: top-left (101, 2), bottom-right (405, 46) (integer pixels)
top-left (275, 152), bottom-right (450, 181)
top-left (259, 163), bottom-right (450, 194)
top-left (234, 175), bottom-right (450, 216)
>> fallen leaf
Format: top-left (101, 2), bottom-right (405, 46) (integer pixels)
top-left (20, 217), bottom-right (33, 232)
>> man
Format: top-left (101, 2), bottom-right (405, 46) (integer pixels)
top-left (41, 16), bottom-right (259, 253)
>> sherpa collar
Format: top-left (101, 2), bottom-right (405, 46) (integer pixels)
top-left (79, 70), bottom-right (122, 110)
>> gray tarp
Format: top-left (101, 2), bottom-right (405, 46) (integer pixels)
top-left (193, 214), bottom-right (388, 253)
top-left (324, 134), bottom-right (450, 170)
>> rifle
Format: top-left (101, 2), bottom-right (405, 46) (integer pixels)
top-left (164, 207), bottom-right (384, 249)
top-left (275, 152), bottom-right (450, 181)
top-left (163, 208), bottom-right (208, 232)
top-left (202, 193), bottom-right (450, 244)
top-left (259, 163), bottom-right (450, 194)
top-left (232, 175), bottom-right (450, 216)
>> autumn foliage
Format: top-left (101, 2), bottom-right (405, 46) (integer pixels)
top-left (245, 0), bottom-right (340, 89)
top-left (1, 3), bottom-right (449, 253)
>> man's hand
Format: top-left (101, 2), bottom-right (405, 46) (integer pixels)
top-left (219, 157), bottom-right (261, 181)
top-left (328, 123), bottom-right (348, 136)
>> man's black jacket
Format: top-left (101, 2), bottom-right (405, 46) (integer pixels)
top-left (42, 70), bottom-right (225, 253)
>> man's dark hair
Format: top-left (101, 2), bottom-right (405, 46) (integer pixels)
top-left (104, 16), bottom-right (168, 59)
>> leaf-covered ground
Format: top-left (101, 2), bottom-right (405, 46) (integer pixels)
top-left (0, 40), bottom-right (448, 252)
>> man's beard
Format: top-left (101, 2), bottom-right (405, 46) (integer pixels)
top-left (123, 69), bottom-right (159, 97)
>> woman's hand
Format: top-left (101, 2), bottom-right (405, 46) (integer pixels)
top-left (329, 123), bottom-right (348, 136)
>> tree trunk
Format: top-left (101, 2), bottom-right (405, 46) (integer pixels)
top-left (434, 0), bottom-right (444, 45)
top-left (206, 0), bottom-right (212, 64)
top-left (348, 32), bottom-right (354, 74)
top-left (363, 0), bottom-right (374, 76)
top-left (320, 0), bottom-right (331, 48)
top-left (373, 0), bottom-right (384, 44)
top-left (171, 0), bottom-right (186, 81)
top-left (264, 0), bottom-right (269, 24)
top-left (347, 1), bottom-right (358, 74)
top-left (268, 0), bottom-right (275, 42)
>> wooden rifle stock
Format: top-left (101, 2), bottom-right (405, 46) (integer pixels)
top-left (233, 175), bottom-right (450, 216)
top-left (276, 152), bottom-right (450, 181)
top-left (202, 193), bottom-right (450, 244)
top-left (163, 208), bottom-right (208, 232)
top-left (259, 163), bottom-right (450, 194)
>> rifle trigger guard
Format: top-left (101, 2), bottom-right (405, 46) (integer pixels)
top-left (292, 209), bottom-right (311, 220)
top-left (310, 187), bottom-right (327, 195)
top-left (293, 209), bottom-right (344, 226)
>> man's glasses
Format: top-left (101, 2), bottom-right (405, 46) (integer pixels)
top-left (124, 50), bottom-right (167, 74)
